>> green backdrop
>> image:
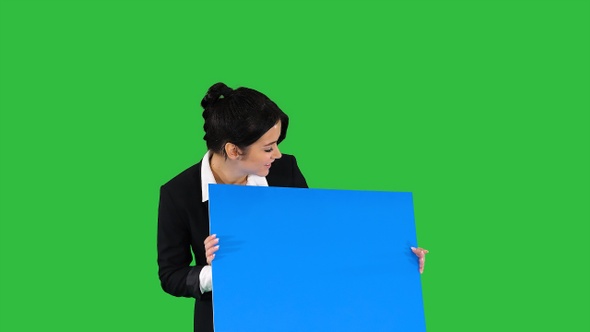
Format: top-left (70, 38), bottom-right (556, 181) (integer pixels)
top-left (1, 0), bottom-right (588, 331)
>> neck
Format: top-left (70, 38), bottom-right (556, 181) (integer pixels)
top-left (209, 152), bottom-right (248, 185)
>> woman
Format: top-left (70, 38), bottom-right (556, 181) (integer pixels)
top-left (157, 82), bottom-right (428, 332)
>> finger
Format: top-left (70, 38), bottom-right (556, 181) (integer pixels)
top-left (412, 247), bottom-right (429, 256)
top-left (204, 234), bottom-right (217, 242)
top-left (207, 253), bottom-right (216, 264)
top-left (411, 247), bottom-right (424, 258)
top-left (417, 247), bottom-right (429, 254)
top-left (206, 245), bottom-right (220, 257)
top-left (204, 234), bottom-right (218, 245)
top-left (205, 239), bottom-right (219, 250)
top-left (204, 236), bottom-right (219, 249)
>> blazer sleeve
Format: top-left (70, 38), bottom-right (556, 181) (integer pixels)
top-left (157, 185), bottom-right (203, 299)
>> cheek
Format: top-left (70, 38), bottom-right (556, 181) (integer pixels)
top-left (248, 154), bottom-right (268, 167)
top-left (257, 153), bottom-right (271, 163)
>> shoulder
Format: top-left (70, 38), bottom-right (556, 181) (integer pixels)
top-left (269, 153), bottom-right (297, 174)
top-left (273, 153), bottom-right (296, 167)
top-left (267, 154), bottom-right (308, 188)
top-left (161, 161), bottom-right (203, 202)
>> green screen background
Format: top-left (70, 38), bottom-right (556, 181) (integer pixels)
top-left (1, 0), bottom-right (588, 331)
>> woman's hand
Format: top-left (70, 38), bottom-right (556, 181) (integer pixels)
top-left (411, 247), bottom-right (429, 274)
top-left (204, 234), bottom-right (219, 265)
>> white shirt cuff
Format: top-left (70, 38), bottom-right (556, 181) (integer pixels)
top-left (199, 265), bottom-right (212, 293)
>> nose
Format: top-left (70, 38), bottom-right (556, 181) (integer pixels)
top-left (273, 145), bottom-right (282, 160)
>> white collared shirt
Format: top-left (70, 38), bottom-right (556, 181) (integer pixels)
top-left (199, 150), bottom-right (268, 293)
top-left (200, 150), bottom-right (268, 203)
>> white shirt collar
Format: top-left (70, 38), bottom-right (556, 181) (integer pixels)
top-left (201, 150), bottom-right (268, 202)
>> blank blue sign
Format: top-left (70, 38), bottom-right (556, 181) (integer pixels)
top-left (209, 185), bottom-right (426, 332)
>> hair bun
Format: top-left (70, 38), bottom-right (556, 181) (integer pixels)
top-left (201, 82), bottom-right (234, 109)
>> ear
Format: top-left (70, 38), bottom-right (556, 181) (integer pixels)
top-left (224, 143), bottom-right (243, 160)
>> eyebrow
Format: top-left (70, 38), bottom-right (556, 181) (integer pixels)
top-left (263, 140), bottom-right (278, 147)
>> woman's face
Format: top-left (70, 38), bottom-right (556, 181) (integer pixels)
top-left (238, 121), bottom-right (283, 177)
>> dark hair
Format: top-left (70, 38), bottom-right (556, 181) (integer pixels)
top-left (200, 82), bottom-right (289, 156)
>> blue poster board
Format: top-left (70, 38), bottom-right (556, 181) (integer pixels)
top-left (209, 185), bottom-right (426, 332)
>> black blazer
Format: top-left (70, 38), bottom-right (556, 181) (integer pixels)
top-left (158, 154), bottom-right (308, 332)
